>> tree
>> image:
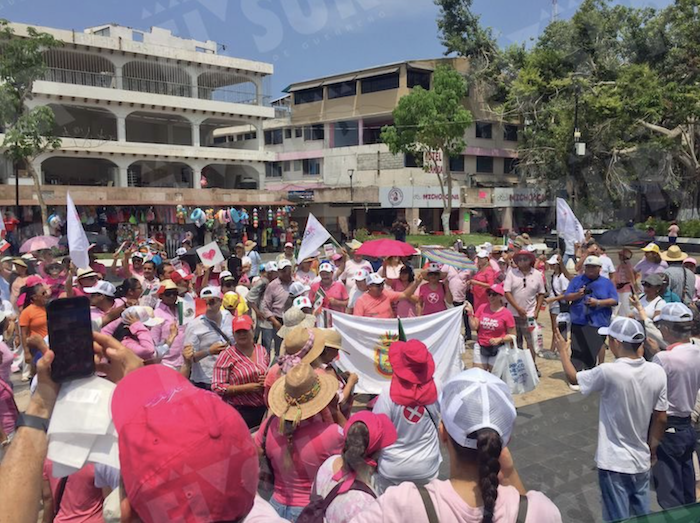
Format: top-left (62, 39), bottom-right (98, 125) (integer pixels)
top-left (381, 65), bottom-right (472, 234)
top-left (0, 20), bottom-right (61, 234)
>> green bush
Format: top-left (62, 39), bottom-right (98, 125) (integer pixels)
top-left (354, 228), bottom-right (371, 242)
top-left (636, 218), bottom-right (700, 238)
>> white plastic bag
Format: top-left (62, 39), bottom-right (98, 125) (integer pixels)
top-left (492, 341), bottom-right (540, 395)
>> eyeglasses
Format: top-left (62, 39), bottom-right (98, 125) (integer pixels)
top-left (162, 290), bottom-right (178, 297)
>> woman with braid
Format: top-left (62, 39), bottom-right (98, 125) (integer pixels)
top-left (352, 369), bottom-right (562, 523)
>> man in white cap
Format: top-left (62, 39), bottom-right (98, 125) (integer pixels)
top-left (247, 261), bottom-right (278, 355)
top-left (183, 287), bottom-right (233, 391)
top-left (347, 268), bottom-right (370, 314)
top-left (563, 256), bottom-right (618, 382)
top-left (556, 317), bottom-right (667, 522)
top-left (354, 273), bottom-right (422, 319)
top-left (309, 262), bottom-right (348, 316)
top-left (651, 303), bottom-right (700, 509)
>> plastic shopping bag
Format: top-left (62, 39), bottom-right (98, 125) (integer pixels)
top-left (492, 341), bottom-right (540, 395)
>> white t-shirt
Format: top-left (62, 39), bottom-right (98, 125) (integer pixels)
top-left (372, 389), bottom-right (442, 482)
top-left (653, 343), bottom-right (700, 417)
top-left (348, 287), bottom-right (365, 310)
top-left (341, 259), bottom-right (374, 294)
top-left (599, 255), bottom-right (616, 279)
top-left (548, 273), bottom-right (570, 299)
top-left (632, 295), bottom-right (666, 321)
top-left (577, 358), bottom-right (668, 474)
top-left (564, 238), bottom-right (576, 255)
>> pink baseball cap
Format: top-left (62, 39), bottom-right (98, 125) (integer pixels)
top-left (111, 366), bottom-right (258, 523)
top-left (684, 257), bottom-right (697, 267)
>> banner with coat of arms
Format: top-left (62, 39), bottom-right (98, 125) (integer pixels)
top-left (330, 307), bottom-right (465, 395)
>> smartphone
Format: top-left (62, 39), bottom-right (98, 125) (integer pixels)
top-left (47, 297), bottom-right (95, 382)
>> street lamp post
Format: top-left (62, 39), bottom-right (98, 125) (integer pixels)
top-left (570, 83), bottom-right (586, 207)
top-left (348, 168), bottom-right (355, 202)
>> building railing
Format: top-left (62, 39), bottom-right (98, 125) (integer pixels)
top-left (41, 67), bottom-right (272, 107)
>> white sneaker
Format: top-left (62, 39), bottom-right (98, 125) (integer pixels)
top-left (568, 383), bottom-right (580, 392)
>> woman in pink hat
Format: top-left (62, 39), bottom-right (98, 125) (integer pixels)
top-left (308, 411), bottom-right (397, 523)
top-left (613, 248), bottom-right (637, 317)
top-left (372, 339), bottom-right (441, 494)
top-left (465, 283), bottom-right (516, 372)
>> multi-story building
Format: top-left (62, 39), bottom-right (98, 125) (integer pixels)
top-left (0, 22), bottom-right (284, 226)
top-left (214, 57), bottom-right (547, 237)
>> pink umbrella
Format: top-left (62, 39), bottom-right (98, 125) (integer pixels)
top-left (20, 235), bottom-right (60, 253)
top-left (355, 239), bottom-right (417, 258)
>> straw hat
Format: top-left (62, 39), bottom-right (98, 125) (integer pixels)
top-left (280, 326), bottom-right (326, 364)
top-left (319, 328), bottom-right (349, 353)
top-left (268, 363), bottom-right (338, 423)
top-left (661, 245), bottom-right (688, 263)
top-left (278, 308), bottom-right (316, 338)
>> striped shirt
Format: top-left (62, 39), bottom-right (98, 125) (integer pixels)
top-left (212, 344), bottom-right (269, 407)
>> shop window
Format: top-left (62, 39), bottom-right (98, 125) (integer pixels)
top-left (504, 157), bottom-right (519, 174)
top-left (408, 69), bottom-right (431, 90)
top-left (476, 156), bottom-right (494, 173)
top-left (285, 128), bottom-right (292, 139)
top-left (333, 120), bottom-right (359, 147)
top-left (294, 87), bottom-right (324, 105)
top-left (476, 122), bottom-right (493, 139)
top-left (265, 162), bottom-right (282, 178)
top-left (504, 124), bottom-right (519, 142)
top-left (361, 73), bottom-right (400, 95)
top-left (304, 124), bottom-right (325, 141)
top-left (295, 127), bottom-right (303, 138)
top-left (303, 158), bottom-right (322, 176)
top-left (449, 155), bottom-right (465, 172)
top-left (328, 81), bottom-right (357, 99)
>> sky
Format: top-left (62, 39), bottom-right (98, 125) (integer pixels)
top-left (1, 0), bottom-right (674, 97)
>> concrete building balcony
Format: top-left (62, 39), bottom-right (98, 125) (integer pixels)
top-left (0, 184), bottom-right (289, 207)
top-left (34, 76), bottom-right (275, 120)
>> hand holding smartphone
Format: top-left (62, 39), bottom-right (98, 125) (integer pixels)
top-left (47, 297), bottom-right (95, 382)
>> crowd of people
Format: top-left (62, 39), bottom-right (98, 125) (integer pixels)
top-left (1, 229), bottom-right (700, 522)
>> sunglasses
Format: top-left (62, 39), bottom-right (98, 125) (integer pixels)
top-left (642, 282), bottom-right (659, 288)
top-left (487, 291), bottom-right (500, 297)
top-left (162, 290), bottom-right (178, 297)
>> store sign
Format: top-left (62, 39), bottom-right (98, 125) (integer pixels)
top-left (288, 190), bottom-right (314, 202)
top-left (423, 150), bottom-right (443, 174)
top-left (380, 186), bottom-right (461, 209)
top-left (492, 188), bottom-right (551, 208)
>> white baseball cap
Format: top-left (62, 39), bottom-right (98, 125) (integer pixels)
top-left (83, 281), bottom-right (116, 298)
top-left (293, 296), bottom-right (313, 310)
top-left (318, 262), bottom-right (334, 273)
top-left (351, 268), bottom-right (370, 282)
top-left (367, 273), bottom-right (386, 286)
top-left (218, 271), bottom-right (233, 281)
top-left (284, 242), bottom-right (294, 249)
top-left (426, 262), bottom-right (442, 273)
top-left (278, 259), bottom-right (292, 270)
top-left (200, 286), bottom-right (222, 299)
top-left (598, 317), bottom-right (646, 343)
top-left (440, 368), bottom-right (517, 449)
top-left (176, 247), bottom-right (188, 257)
top-left (289, 281), bottom-right (310, 297)
top-left (264, 261), bottom-right (278, 273)
top-left (583, 255), bottom-right (602, 267)
top-left (654, 302), bottom-right (694, 323)
top-left (547, 255), bottom-right (560, 265)
top-left (476, 250), bottom-right (490, 259)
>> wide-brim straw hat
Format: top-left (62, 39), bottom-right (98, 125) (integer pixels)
top-left (278, 308), bottom-right (316, 339)
top-left (319, 328), bottom-right (349, 353)
top-left (268, 363), bottom-right (338, 423)
top-left (661, 245), bottom-right (688, 262)
top-left (280, 325), bottom-right (326, 363)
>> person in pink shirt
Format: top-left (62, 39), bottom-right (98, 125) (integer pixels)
top-left (418, 263), bottom-right (452, 316)
top-left (0, 379), bottom-right (18, 460)
top-left (682, 258), bottom-right (700, 300)
top-left (150, 280), bottom-right (187, 370)
top-left (390, 266), bottom-right (419, 318)
top-left (466, 284), bottom-right (516, 372)
top-left (469, 250), bottom-right (497, 313)
top-left (352, 368), bottom-right (563, 523)
top-left (354, 273), bottom-right (422, 319)
top-left (42, 462), bottom-right (104, 523)
top-left (309, 262), bottom-right (349, 314)
top-left (260, 363), bottom-right (344, 521)
top-left (101, 310), bottom-right (156, 361)
top-left (110, 364), bottom-right (289, 523)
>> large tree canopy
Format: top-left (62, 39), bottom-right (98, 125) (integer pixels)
top-left (436, 0), bottom-right (700, 215)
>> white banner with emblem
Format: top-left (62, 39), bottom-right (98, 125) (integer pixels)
top-left (330, 307), bottom-right (465, 394)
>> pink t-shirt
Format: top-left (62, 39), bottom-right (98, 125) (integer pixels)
top-left (354, 289), bottom-right (403, 319)
top-left (309, 281), bottom-right (349, 313)
top-left (472, 267), bottom-right (496, 313)
top-left (390, 280), bottom-right (417, 318)
top-left (475, 304), bottom-right (515, 349)
top-left (0, 379), bottom-right (18, 435)
top-left (101, 320), bottom-right (155, 360)
top-left (43, 462), bottom-right (104, 523)
top-left (0, 340), bottom-right (13, 384)
top-left (419, 283), bottom-right (448, 316)
top-left (255, 416), bottom-right (344, 507)
top-left (351, 479), bottom-right (562, 523)
top-left (313, 455), bottom-right (376, 523)
top-left (503, 268), bottom-right (546, 316)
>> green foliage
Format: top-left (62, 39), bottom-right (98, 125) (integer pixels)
top-left (637, 218), bottom-right (700, 239)
top-left (354, 228), bottom-right (371, 243)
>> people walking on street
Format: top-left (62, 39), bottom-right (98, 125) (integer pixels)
top-left (635, 243), bottom-right (668, 280)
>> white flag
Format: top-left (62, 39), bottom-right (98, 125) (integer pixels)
top-left (67, 192), bottom-right (90, 269)
top-left (296, 213), bottom-right (331, 263)
top-left (556, 198), bottom-right (585, 244)
top-left (330, 308), bottom-right (465, 394)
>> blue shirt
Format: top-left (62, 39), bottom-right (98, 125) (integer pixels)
top-left (662, 289), bottom-right (681, 303)
top-left (566, 274), bottom-right (618, 327)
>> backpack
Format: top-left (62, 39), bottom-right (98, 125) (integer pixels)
top-left (417, 484), bottom-right (529, 523)
top-left (296, 478), bottom-right (376, 523)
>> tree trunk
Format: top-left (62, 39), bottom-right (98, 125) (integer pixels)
top-left (441, 148), bottom-right (452, 236)
top-left (26, 160), bottom-right (50, 235)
